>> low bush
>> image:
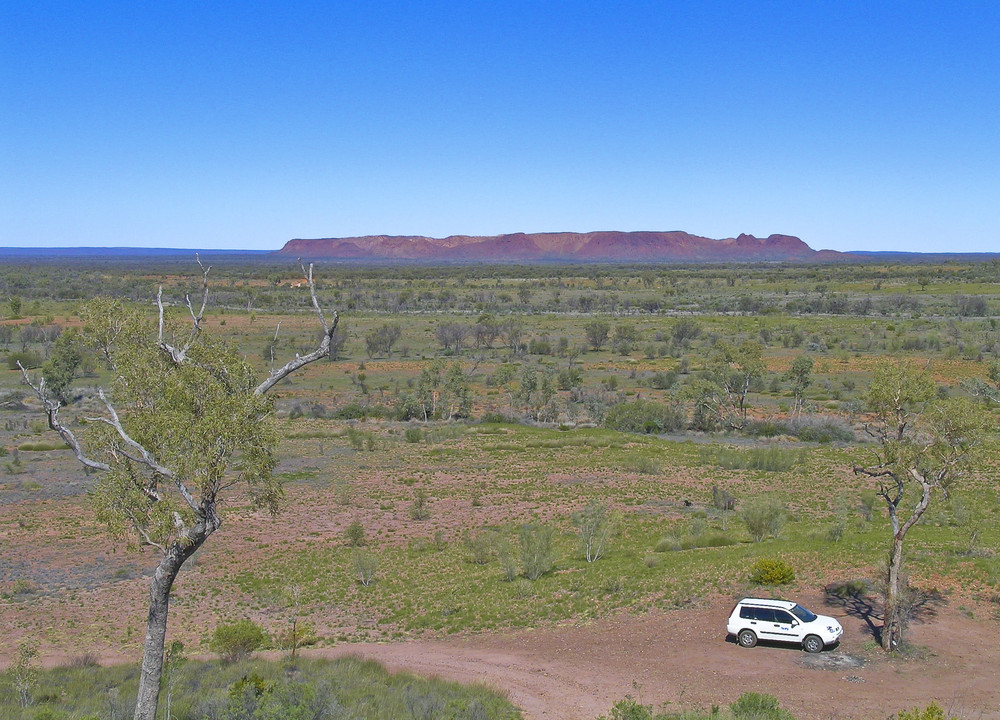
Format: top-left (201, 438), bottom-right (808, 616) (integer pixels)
top-left (603, 399), bottom-right (685, 434)
top-left (731, 692), bottom-right (795, 720)
top-left (6, 350), bottom-right (42, 370)
top-left (749, 557), bottom-right (796, 585)
top-left (743, 416), bottom-right (855, 444)
top-left (209, 619), bottom-right (267, 663)
top-left (403, 426), bottom-right (424, 443)
top-left (519, 523), bottom-right (555, 580)
top-left (700, 446), bottom-right (806, 472)
top-left (0, 657), bottom-right (522, 720)
top-left (344, 521), bottom-right (366, 547)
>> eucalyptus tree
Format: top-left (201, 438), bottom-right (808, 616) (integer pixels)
top-left (853, 360), bottom-right (994, 651)
top-left (21, 260), bottom-right (338, 720)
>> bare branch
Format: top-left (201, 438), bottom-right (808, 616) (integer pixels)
top-left (19, 363), bottom-right (109, 472)
top-left (269, 321), bottom-right (281, 372)
top-left (157, 258), bottom-right (212, 364)
top-left (255, 260), bottom-right (339, 396)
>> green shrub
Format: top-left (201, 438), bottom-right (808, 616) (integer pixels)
top-left (409, 488), bottom-right (431, 520)
top-left (210, 619), bottom-right (267, 663)
top-left (6, 350), bottom-right (42, 370)
top-left (750, 557), bottom-right (796, 586)
top-left (403, 426), bottom-right (424, 443)
top-left (597, 695), bottom-right (655, 720)
top-left (519, 523), bottom-right (554, 580)
top-left (731, 692), bottom-right (794, 720)
top-left (895, 702), bottom-right (948, 720)
top-left (464, 529), bottom-right (499, 565)
top-left (699, 446), bottom-right (806, 472)
top-left (603, 399), bottom-right (685, 434)
top-left (352, 548), bottom-right (378, 586)
top-left (344, 521), bottom-right (366, 547)
top-left (18, 441), bottom-right (70, 452)
top-left (741, 498), bottom-right (786, 542)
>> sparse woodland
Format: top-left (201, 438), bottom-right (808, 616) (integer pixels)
top-left (1, 257), bottom-right (999, 719)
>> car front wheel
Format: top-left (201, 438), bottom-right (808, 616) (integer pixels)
top-left (803, 634), bottom-right (824, 653)
top-left (738, 629), bottom-right (757, 648)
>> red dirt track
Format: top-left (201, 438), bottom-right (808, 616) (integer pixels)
top-left (316, 591), bottom-right (1000, 720)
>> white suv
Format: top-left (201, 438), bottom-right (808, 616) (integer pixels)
top-left (727, 598), bottom-right (842, 653)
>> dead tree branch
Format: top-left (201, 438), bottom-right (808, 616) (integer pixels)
top-left (255, 260), bottom-right (338, 396)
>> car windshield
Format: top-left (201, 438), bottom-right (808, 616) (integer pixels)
top-left (791, 604), bottom-right (817, 622)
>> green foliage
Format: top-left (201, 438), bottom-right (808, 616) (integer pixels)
top-left (0, 657), bottom-right (522, 720)
top-left (344, 520), bottom-right (366, 547)
top-left (749, 557), bottom-right (796, 586)
top-left (584, 319), bottom-right (611, 351)
top-left (352, 548), bottom-right (378, 586)
top-left (409, 488), bottom-right (431, 520)
top-left (895, 703), bottom-right (948, 720)
top-left (741, 499), bottom-right (786, 542)
top-left (40, 330), bottom-right (82, 403)
top-left (403, 426), bottom-right (424, 443)
top-left (78, 298), bottom-right (281, 549)
top-left (597, 695), bottom-right (656, 720)
top-left (730, 692), bottom-right (795, 720)
top-left (519, 523), bottom-right (555, 580)
top-left (603, 399), bottom-right (685, 434)
top-left (574, 501), bottom-right (616, 562)
top-left (7, 350), bottom-right (42, 370)
top-left (209, 620), bottom-right (267, 663)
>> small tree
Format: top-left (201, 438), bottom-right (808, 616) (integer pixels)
top-left (853, 360), bottom-right (994, 651)
top-left (784, 354), bottom-right (813, 417)
top-left (584, 319), bottom-right (611, 351)
top-left (40, 329), bottom-right (82, 403)
top-left (353, 548), bottom-right (378, 586)
top-left (19, 260), bottom-right (339, 720)
top-left (574, 501), bottom-right (616, 562)
top-left (709, 340), bottom-right (765, 429)
top-left (10, 639), bottom-right (38, 709)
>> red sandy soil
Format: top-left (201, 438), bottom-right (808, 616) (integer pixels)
top-left (20, 588), bottom-right (1000, 719)
top-left (313, 590), bottom-right (1000, 720)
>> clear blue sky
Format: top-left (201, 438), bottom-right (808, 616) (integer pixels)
top-left (2, 2), bottom-right (998, 252)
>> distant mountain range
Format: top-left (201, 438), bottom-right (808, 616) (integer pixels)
top-left (3, 234), bottom-right (997, 263)
top-left (278, 231), bottom-right (845, 263)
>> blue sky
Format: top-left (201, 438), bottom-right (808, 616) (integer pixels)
top-left (2, 2), bottom-right (998, 252)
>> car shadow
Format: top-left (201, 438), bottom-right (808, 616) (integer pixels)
top-left (724, 634), bottom-right (841, 653)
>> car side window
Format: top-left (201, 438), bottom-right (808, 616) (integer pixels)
top-left (739, 606), bottom-right (755, 619)
top-left (773, 610), bottom-right (794, 624)
top-left (753, 607), bottom-right (775, 622)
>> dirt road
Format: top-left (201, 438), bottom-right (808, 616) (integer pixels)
top-left (316, 592), bottom-right (1000, 720)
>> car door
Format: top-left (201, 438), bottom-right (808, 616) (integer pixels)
top-left (746, 607), bottom-right (778, 640)
top-left (768, 609), bottom-right (801, 642)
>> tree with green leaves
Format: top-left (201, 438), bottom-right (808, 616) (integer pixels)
top-left (709, 340), bottom-right (765, 429)
top-left (40, 328), bottom-right (82, 404)
top-left (784, 353), bottom-right (813, 416)
top-left (853, 360), bottom-right (994, 652)
top-left (20, 260), bottom-right (338, 720)
top-left (584, 319), bottom-right (611, 351)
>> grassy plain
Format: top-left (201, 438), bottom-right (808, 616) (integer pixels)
top-left (1, 257), bottom-right (999, 717)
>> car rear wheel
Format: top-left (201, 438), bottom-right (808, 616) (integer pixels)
top-left (803, 634), bottom-right (823, 653)
top-left (738, 629), bottom-right (757, 648)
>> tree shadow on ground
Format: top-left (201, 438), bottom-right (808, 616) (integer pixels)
top-left (824, 579), bottom-right (883, 644)
top-left (824, 579), bottom-right (947, 646)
